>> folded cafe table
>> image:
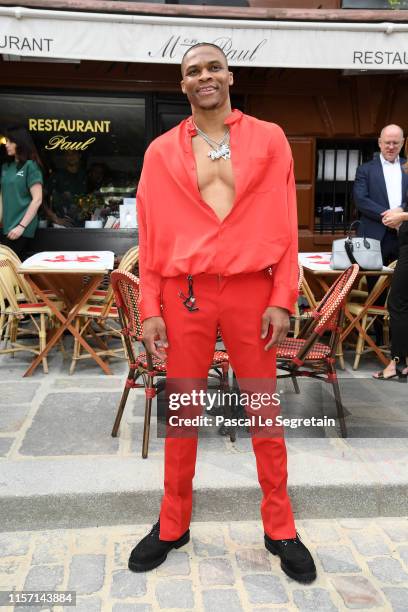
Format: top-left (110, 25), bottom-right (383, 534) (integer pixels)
top-left (299, 252), bottom-right (394, 366)
top-left (18, 251), bottom-right (115, 376)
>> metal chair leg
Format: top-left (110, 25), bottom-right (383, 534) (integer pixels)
top-left (221, 364), bottom-right (236, 443)
top-left (223, 391), bottom-right (236, 443)
top-left (111, 387), bottom-right (131, 437)
top-left (336, 339), bottom-right (345, 370)
top-left (0, 314), bottom-right (4, 342)
top-left (40, 313), bottom-right (48, 374)
top-left (330, 371), bottom-right (347, 438)
top-left (142, 375), bottom-right (154, 459)
top-left (291, 374), bottom-right (300, 394)
top-left (69, 318), bottom-right (81, 375)
top-left (353, 314), bottom-right (367, 370)
top-left (111, 367), bottom-right (141, 437)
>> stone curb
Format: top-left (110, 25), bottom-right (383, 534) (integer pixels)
top-left (2, 456), bottom-right (408, 531)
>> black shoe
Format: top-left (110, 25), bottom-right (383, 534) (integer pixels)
top-left (265, 532), bottom-right (316, 583)
top-left (128, 520), bottom-right (190, 572)
top-left (373, 358), bottom-right (408, 383)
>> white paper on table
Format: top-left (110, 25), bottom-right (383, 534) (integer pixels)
top-left (299, 252), bottom-right (333, 271)
top-left (299, 252), bottom-right (393, 273)
top-left (20, 251), bottom-right (115, 271)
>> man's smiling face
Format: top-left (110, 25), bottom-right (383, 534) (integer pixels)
top-left (181, 45), bottom-right (233, 111)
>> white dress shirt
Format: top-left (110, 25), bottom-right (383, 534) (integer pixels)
top-left (380, 154), bottom-right (402, 209)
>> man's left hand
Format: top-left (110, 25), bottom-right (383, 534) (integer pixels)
top-left (261, 306), bottom-right (290, 350)
top-left (7, 225), bottom-right (25, 240)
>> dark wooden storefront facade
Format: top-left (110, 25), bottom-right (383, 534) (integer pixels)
top-left (1, 0), bottom-right (407, 253)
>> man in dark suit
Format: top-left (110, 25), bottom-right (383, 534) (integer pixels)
top-left (353, 124), bottom-right (407, 266)
top-left (353, 124), bottom-right (406, 345)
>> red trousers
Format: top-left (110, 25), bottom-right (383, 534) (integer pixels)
top-left (159, 272), bottom-right (296, 541)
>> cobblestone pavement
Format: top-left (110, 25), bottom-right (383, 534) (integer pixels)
top-left (1, 518), bottom-right (407, 612)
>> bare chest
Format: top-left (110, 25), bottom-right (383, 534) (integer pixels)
top-left (192, 136), bottom-right (235, 221)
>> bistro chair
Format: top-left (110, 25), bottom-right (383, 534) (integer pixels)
top-left (88, 246), bottom-right (139, 303)
top-left (347, 261), bottom-right (396, 370)
top-left (0, 245), bottom-right (21, 269)
top-left (291, 264), bottom-right (304, 338)
top-left (0, 246), bottom-right (59, 305)
top-left (0, 251), bottom-right (56, 344)
top-left (292, 263), bottom-right (318, 338)
top-left (69, 247), bottom-right (139, 374)
top-left (0, 257), bottom-right (64, 373)
top-left (110, 269), bottom-right (230, 458)
top-left (290, 263), bottom-right (322, 339)
top-left (0, 247), bottom-right (37, 306)
top-left (277, 264), bottom-right (359, 438)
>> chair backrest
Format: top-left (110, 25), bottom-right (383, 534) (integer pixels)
top-left (313, 264), bottom-right (359, 335)
top-left (110, 269), bottom-right (143, 341)
top-left (0, 245), bottom-right (22, 268)
top-left (297, 263), bottom-right (304, 293)
top-left (293, 264), bottom-right (359, 361)
top-left (0, 283), bottom-right (8, 319)
top-left (0, 254), bottom-right (38, 303)
top-left (0, 259), bottom-right (22, 312)
top-left (0, 250), bottom-right (38, 303)
top-left (99, 247), bottom-right (140, 316)
top-left (118, 246), bottom-right (139, 273)
top-left (0, 268), bottom-right (11, 314)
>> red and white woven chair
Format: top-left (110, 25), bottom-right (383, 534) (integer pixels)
top-left (292, 263), bottom-right (316, 338)
top-left (277, 264), bottom-right (359, 438)
top-left (111, 269), bottom-right (230, 458)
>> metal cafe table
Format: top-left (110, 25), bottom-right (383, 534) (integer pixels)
top-left (299, 252), bottom-right (394, 367)
top-left (18, 251), bottom-right (115, 376)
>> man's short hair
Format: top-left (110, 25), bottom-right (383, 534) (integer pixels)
top-left (181, 43), bottom-right (228, 75)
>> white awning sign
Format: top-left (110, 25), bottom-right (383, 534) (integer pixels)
top-left (0, 7), bottom-right (407, 70)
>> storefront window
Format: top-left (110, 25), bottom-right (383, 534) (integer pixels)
top-left (0, 92), bottom-right (145, 229)
top-left (315, 139), bottom-right (377, 234)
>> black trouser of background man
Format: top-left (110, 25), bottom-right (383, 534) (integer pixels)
top-left (366, 229), bottom-right (399, 345)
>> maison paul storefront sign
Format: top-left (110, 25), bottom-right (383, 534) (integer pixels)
top-left (1, 6), bottom-right (408, 70)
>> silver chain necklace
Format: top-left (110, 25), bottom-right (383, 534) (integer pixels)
top-left (194, 123), bottom-right (231, 161)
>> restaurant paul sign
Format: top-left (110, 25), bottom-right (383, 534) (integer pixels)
top-left (28, 118), bottom-right (111, 151)
top-left (1, 6), bottom-right (408, 71)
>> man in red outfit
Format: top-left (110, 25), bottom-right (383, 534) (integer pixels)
top-left (129, 43), bottom-right (316, 583)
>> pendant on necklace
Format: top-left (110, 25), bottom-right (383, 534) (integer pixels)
top-left (208, 143), bottom-right (231, 161)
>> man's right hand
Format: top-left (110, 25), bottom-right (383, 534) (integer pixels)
top-left (143, 316), bottom-right (168, 359)
top-left (381, 207), bottom-right (404, 229)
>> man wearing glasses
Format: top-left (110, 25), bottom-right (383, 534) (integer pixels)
top-left (354, 124), bottom-right (407, 267)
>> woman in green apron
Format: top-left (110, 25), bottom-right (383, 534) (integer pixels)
top-left (1, 125), bottom-right (43, 259)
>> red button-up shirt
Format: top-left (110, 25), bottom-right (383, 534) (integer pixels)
top-left (137, 109), bottom-right (298, 321)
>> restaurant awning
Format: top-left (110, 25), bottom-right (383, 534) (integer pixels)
top-left (1, 5), bottom-right (408, 70)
